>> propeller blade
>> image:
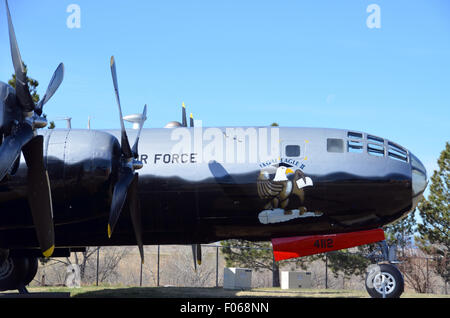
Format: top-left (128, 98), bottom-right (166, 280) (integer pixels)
top-left (192, 245), bottom-right (197, 271)
top-left (108, 56), bottom-right (146, 262)
top-left (35, 63), bottom-right (65, 115)
top-left (128, 174), bottom-right (144, 264)
top-left (0, 123), bottom-right (34, 180)
top-left (196, 244), bottom-right (202, 265)
top-left (107, 168), bottom-right (135, 238)
top-left (131, 104), bottom-right (147, 158)
top-left (191, 244), bottom-right (202, 271)
top-left (188, 110), bottom-right (200, 271)
top-left (22, 135), bottom-right (55, 257)
top-left (182, 102), bottom-right (187, 127)
top-left (190, 113), bottom-right (194, 128)
top-left (5, 0), bottom-right (34, 112)
top-left (110, 56), bottom-right (132, 159)
top-left (189, 108), bottom-right (199, 270)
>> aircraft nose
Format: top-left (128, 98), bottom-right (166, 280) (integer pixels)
top-left (410, 152), bottom-right (427, 198)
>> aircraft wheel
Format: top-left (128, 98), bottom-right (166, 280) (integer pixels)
top-left (23, 257), bottom-right (38, 286)
top-left (0, 249), bottom-right (9, 266)
top-left (365, 263), bottom-right (404, 298)
top-left (0, 256), bottom-right (33, 292)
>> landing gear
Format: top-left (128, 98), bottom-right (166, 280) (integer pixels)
top-left (365, 263), bottom-right (404, 298)
top-left (365, 241), bottom-right (404, 298)
top-left (0, 251), bottom-right (38, 293)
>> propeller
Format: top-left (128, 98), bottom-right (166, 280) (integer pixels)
top-left (180, 102), bottom-right (202, 269)
top-left (0, 0), bottom-right (64, 257)
top-left (108, 56), bottom-right (146, 264)
top-left (182, 102), bottom-right (187, 127)
top-left (191, 243), bottom-right (202, 271)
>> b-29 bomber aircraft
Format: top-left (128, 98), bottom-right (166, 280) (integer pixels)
top-left (0, 1), bottom-right (427, 298)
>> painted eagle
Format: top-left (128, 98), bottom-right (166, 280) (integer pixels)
top-left (257, 166), bottom-right (293, 209)
top-left (257, 166), bottom-right (312, 210)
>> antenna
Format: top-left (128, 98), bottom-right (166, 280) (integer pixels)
top-left (55, 117), bottom-right (72, 129)
top-left (123, 113), bottom-right (147, 130)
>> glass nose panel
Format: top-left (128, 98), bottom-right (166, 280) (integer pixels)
top-left (411, 153), bottom-right (427, 197)
top-left (412, 169), bottom-right (427, 197)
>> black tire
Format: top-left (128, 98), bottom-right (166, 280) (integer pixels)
top-left (365, 263), bottom-right (404, 298)
top-left (0, 256), bottom-right (29, 291)
top-left (23, 257), bottom-right (38, 286)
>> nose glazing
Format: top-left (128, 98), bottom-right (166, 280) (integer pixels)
top-left (410, 153), bottom-right (427, 198)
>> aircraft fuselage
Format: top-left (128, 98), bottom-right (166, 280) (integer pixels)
top-left (0, 126), bottom-right (427, 250)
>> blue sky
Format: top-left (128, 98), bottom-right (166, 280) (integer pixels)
top-left (0, 0), bottom-right (449, 179)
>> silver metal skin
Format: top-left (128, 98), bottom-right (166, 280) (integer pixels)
top-left (36, 125), bottom-right (427, 206)
top-left (22, 125), bottom-right (427, 246)
top-left (104, 126), bottom-right (417, 183)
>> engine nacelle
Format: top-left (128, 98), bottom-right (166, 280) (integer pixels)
top-left (41, 129), bottom-right (121, 219)
top-left (0, 82), bottom-right (21, 134)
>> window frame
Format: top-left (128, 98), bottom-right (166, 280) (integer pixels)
top-left (327, 138), bottom-right (345, 153)
top-left (285, 144), bottom-right (301, 157)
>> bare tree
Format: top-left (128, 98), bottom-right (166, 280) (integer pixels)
top-left (35, 246), bottom-right (131, 286)
top-left (400, 249), bottom-right (437, 293)
top-left (162, 247), bottom-right (215, 287)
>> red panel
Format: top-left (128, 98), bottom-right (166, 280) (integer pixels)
top-left (271, 229), bottom-right (385, 262)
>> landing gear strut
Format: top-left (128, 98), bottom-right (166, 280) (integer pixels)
top-left (365, 241), bottom-right (404, 298)
top-left (0, 250), bottom-right (38, 293)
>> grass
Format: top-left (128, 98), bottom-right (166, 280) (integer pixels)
top-left (8, 286), bottom-right (448, 298)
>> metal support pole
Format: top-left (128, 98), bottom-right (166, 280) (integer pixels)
top-left (96, 247), bottom-right (100, 286)
top-left (157, 245), bottom-right (160, 287)
top-left (140, 260), bottom-right (143, 287)
top-left (272, 254), bottom-right (280, 287)
top-left (378, 241), bottom-right (389, 261)
top-left (216, 246), bottom-right (219, 287)
top-left (325, 253), bottom-right (328, 289)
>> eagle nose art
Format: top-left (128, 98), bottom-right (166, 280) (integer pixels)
top-left (410, 152), bottom-right (427, 200)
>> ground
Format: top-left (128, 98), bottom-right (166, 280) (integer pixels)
top-left (2, 286), bottom-right (449, 298)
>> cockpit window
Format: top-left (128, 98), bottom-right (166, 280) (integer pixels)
top-left (387, 141), bottom-right (408, 162)
top-left (367, 135), bottom-right (384, 144)
top-left (327, 138), bottom-right (344, 153)
top-left (285, 145), bottom-right (300, 157)
top-left (411, 153), bottom-right (426, 175)
top-left (367, 135), bottom-right (385, 157)
top-left (348, 131), bottom-right (363, 139)
top-left (347, 131), bottom-right (363, 153)
top-left (346, 131), bottom-right (409, 163)
top-left (367, 143), bottom-right (385, 157)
